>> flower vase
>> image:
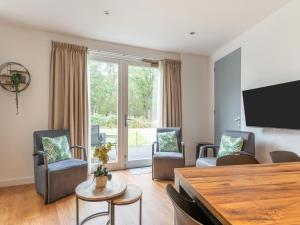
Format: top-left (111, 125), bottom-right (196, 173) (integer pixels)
top-left (95, 176), bottom-right (108, 188)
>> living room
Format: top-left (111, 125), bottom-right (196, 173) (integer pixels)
top-left (1, 0), bottom-right (300, 225)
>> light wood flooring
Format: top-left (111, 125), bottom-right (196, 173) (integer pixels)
top-left (0, 170), bottom-right (174, 225)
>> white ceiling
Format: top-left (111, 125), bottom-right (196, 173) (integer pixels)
top-left (0, 0), bottom-right (291, 55)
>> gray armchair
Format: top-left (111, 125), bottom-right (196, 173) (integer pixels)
top-left (196, 130), bottom-right (257, 167)
top-left (152, 128), bottom-right (185, 181)
top-left (33, 130), bottom-right (88, 204)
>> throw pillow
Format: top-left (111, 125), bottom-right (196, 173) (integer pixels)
top-left (42, 135), bottom-right (71, 163)
top-left (217, 135), bottom-right (244, 158)
top-left (157, 131), bottom-right (179, 152)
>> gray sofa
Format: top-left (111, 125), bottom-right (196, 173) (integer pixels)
top-left (196, 130), bottom-right (256, 167)
top-left (33, 130), bottom-right (88, 204)
top-left (152, 128), bottom-right (185, 181)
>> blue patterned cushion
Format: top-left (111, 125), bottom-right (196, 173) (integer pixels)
top-left (42, 136), bottom-right (71, 163)
top-left (157, 131), bottom-right (179, 152)
top-left (217, 135), bottom-right (243, 158)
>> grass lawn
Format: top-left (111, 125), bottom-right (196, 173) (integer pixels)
top-left (101, 128), bottom-right (151, 146)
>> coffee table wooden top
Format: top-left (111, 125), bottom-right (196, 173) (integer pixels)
top-left (76, 180), bottom-right (127, 201)
top-left (112, 184), bottom-right (142, 205)
top-left (175, 162), bottom-right (300, 225)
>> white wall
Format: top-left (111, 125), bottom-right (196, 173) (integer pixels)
top-left (181, 54), bottom-right (210, 165)
top-left (0, 23), bottom-right (209, 186)
top-left (209, 0), bottom-right (300, 163)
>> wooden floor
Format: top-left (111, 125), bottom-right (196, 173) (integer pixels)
top-left (0, 171), bottom-right (174, 225)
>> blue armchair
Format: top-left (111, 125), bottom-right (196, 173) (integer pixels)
top-left (152, 128), bottom-right (185, 181)
top-left (33, 129), bottom-right (88, 204)
top-left (196, 130), bottom-right (257, 167)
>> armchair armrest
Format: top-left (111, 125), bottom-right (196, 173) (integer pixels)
top-left (71, 145), bottom-right (87, 161)
top-left (152, 141), bottom-right (158, 156)
top-left (196, 142), bottom-right (213, 159)
top-left (32, 151), bottom-right (48, 169)
top-left (200, 145), bottom-right (220, 158)
top-left (181, 141), bottom-right (185, 161)
top-left (32, 150), bottom-right (46, 157)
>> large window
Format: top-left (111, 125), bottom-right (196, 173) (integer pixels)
top-left (127, 65), bottom-right (160, 161)
top-left (89, 60), bottom-right (119, 164)
top-left (89, 57), bottom-right (161, 169)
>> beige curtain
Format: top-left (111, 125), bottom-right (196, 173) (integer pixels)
top-left (49, 41), bottom-right (88, 159)
top-left (160, 59), bottom-right (182, 127)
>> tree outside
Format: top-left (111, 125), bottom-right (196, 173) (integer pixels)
top-left (128, 65), bottom-right (159, 129)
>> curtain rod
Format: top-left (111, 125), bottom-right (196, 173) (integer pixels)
top-left (88, 50), bottom-right (160, 64)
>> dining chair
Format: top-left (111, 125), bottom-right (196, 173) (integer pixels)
top-left (270, 151), bottom-right (300, 163)
top-left (216, 154), bottom-right (259, 166)
top-left (166, 184), bottom-right (217, 225)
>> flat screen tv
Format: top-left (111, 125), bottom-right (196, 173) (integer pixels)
top-left (243, 80), bottom-right (300, 129)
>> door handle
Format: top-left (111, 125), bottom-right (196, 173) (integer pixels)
top-left (234, 116), bottom-right (241, 128)
top-left (234, 116), bottom-right (240, 121)
top-left (125, 114), bottom-right (132, 127)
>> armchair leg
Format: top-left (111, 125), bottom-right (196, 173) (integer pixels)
top-left (44, 197), bottom-right (47, 204)
top-left (44, 170), bottom-right (48, 204)
top-left (44, 192), bottom-right (48, 204)
top-left (152, 164), bottom-right (154, 180)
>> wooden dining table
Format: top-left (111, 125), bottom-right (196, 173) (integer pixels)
top-left (175, 162), bottom-right (300, 225)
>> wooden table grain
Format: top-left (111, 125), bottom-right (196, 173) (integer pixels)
top-left (175, 163), bottom-right (300, 225)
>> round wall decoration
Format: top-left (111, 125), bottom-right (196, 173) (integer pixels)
top-left (0, 62), bottom-right (31, 114)
top-left (0, 62), bottom-right (31, 92)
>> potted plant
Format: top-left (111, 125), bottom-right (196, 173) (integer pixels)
top-left (10, 73), bottom-right (23, 114)
top-left (93, 143), bottom-right (112, 188)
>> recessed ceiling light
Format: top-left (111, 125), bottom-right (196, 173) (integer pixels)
top-left (190, 32), bottom-right (196, 35)
top-left (104, 10), bottom-right (110, 15)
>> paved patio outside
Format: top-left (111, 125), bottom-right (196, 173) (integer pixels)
top-left (91, 145), bottom-right (152, 163)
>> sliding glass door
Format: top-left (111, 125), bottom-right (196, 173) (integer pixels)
top-left (89, 57), bottom-right (160, 170)
top-left (89, 58), bottom-right (122, 170)
top-left (125, 63), bottom-right (160, 168)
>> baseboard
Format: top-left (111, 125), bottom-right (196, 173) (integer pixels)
top-left (0, 176), bottom-right (34, 188)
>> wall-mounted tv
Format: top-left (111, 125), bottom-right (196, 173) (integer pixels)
top-left (243, 80), bottom-right (300, 129)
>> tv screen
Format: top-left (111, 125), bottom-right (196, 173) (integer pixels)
top-left (243, 80), bottom-right (300, 129)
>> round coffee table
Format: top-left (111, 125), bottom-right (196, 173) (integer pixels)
top-left (112, 184), bottom-right (143, 225)
top-left (75, 179), bottom-right (127, 225)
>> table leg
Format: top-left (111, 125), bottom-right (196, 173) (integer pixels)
top-left (139, 197), bottom-right (142, 225)
top-left (76, 197), bottom-right (79, 225)
top-left (110, 201), bottom-right (115, 225)
top-left (106, 201), bottom-right (111, 225)
top-left (77, 198), bottom-right (109, 225)
top-left (108, 201), bottom-right (110, 215)
top-left (174, 174), bottom-right (180, 191)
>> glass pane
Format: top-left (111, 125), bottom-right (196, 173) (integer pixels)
top-left (89, 60), bottom-right (118, 164)
top-left (128, 65), bottom-right (160, 161)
